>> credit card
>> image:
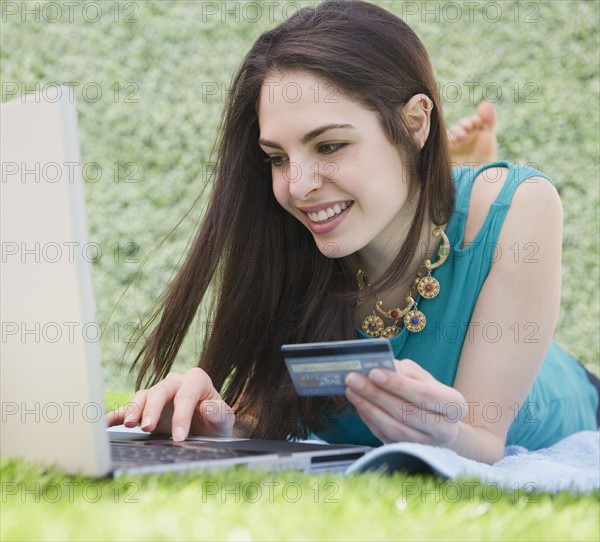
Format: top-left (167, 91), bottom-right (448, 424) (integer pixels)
top-left (281, 338), bottom-right (396, 396)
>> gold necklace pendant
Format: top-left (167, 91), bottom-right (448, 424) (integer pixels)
top-left (417, 275), bottom-right (440, 299)
top-left (362, 314), bottom-right (385, 337)
top-left (381, 325), bottom-right (401, 338)
top-left (404, 308), bottom-right (426, 332)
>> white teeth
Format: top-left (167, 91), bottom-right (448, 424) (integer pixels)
top-left (307, 201), bottom-right (353, 223)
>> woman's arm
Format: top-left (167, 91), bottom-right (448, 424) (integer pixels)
top-left (448, 171), bottom-right (563, 461)
top-left (345, 169), bottom-right (563, 463)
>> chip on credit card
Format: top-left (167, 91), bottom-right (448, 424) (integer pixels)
top-left (281, 338), bottom-right (396, 396)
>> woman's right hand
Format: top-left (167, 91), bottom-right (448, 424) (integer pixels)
top-left (106, 367), bottom-right (235, 441)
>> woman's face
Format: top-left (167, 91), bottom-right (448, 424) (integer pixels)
top-left (258, 70), bottom-right (413, 263)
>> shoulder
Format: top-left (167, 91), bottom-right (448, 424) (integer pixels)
top-left (463, 164), bottom-right (562, 248)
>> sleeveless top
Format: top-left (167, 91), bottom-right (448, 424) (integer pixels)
top-left (313, 160), bottom-right (599, 450)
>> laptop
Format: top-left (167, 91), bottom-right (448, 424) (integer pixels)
top-left (0, 87), bottom-right (371, 477)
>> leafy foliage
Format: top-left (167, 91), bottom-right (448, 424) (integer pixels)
top-left (1, 1), bottom-right (597, 388)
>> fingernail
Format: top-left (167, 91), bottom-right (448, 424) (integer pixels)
top-left (345, 372), bottom-right (364, 389)
top-left (345, 387), bottom-right (357, 400)
top-left (172, 427), bottom-right (185, 442)
top-left (369, 369), bottom-right (387, 385)
top-left (141, 417), bottom-right (152, 430)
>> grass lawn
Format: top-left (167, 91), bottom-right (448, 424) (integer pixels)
top-left (2, 458), bottom-right (598, 542)
top-left (1, 1), bottom-right (599, 540)
top-left (1, 394), bottom-right (599, 541)
top-left (2, 456), bottom-right (598, 541)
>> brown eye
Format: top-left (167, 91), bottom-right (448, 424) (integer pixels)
top-left (263, 156), bottom-right (287, 167)
top-left (319, 143), bottom-right (346, 154)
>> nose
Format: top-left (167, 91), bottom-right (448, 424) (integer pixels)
top-left (284, 158), bottom-right (325, 201)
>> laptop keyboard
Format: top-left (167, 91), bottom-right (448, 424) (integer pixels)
top-left (110, 440), bottom-right (265, 468)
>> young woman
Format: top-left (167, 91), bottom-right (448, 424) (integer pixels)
top-left (108, 0), bottom-right (599, 464)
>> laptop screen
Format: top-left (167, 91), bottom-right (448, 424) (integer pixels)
top-left (1, 88), bottom-right (111, 476)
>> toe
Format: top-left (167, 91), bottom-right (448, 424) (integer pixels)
top-left (477, 101), bottom-right (497, 129)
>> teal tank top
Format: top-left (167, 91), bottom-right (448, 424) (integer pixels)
top-left (314, 161), bottom-right (599, 450)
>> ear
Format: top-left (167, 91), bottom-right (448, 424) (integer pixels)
top-left (402, 93), bottom-right (433, 149)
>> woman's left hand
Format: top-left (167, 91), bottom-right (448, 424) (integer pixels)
top-left (344, 358), bottom-right (469, 446)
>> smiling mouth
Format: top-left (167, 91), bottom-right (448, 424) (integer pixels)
top-left (305, 201), bottom-right (354, 224)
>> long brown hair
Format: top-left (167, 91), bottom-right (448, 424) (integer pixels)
top-left (130, 0), bottom-right (454, 439)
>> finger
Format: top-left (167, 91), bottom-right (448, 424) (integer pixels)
top-left (346, 373), bottom-right (463, 443)
top-left (140, 372), bottom-right (183, 432)
top-left (345, 388), bottom-right (435, 445)
top-left (196, 399), bottom-right (236, 437)
top-left (106, 407), bottom-right (126, 427)
top-left (392, 358), bottom-right (434, 380)
top-left (123, 391), bottom-right (148, 427)
top-left (105, 391), bottom-right (147, 427)
top-left (371, 364), bottom-right (467, 417)
top-left (383, 358), bottom-right (438, 387)
top-left (171, 367), bottom-right (222, 441)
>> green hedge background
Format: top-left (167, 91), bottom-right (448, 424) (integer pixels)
top-left (2, 0), bottom-right (598, 391)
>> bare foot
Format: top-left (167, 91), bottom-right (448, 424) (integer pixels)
top-left (448, 101), bottom-right (497, 166)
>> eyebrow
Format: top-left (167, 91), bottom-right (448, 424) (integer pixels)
top-left (258, 123), bottom-right (354, 150)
